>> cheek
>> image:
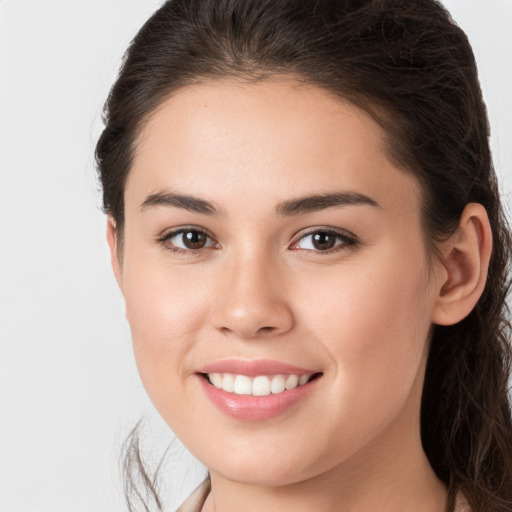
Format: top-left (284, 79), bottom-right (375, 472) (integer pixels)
top-left (121, 251), bottom-right (210, 410)
top-left (298, 246), bottom-right (433, 412)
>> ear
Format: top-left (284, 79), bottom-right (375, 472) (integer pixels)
top-left (106, 217), bottom-right (124, 294)
top-left (432, 203), bottom-right (492, 326)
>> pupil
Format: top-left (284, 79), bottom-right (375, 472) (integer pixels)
top-left (312, 232), bottom-right (336, 250)
top-left (184, 231), bottom-right (207, 249)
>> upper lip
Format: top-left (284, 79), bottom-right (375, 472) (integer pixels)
top-left (197, 359), bottom-right (320, 377)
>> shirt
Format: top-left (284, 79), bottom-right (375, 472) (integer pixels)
top-left (175, 479), bottom-right (471, 512)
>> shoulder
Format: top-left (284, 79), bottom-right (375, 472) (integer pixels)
top-left (176, 479), bottom-right (211, 512)
top-left (175, 479), bottom-right (470, 512)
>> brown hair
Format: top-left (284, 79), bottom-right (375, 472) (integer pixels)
top-left (96, 1), bottom-right (512, 510)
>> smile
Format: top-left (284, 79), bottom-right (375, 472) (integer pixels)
top-left (205, 372), bottom-right (318, 396)
top-left (198, 369), bottom-right (323, 420)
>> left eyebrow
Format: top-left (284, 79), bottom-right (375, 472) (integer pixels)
top-left (275, 191), bottom-right (381, 216)
top-left (140, 191), bottom-right (225, 215)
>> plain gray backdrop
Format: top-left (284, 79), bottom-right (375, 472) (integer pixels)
top-left (0, 1), bottom-right (511, 511)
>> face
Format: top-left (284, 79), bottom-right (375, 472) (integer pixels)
top-left (113, 78), bottom-right (444, 486)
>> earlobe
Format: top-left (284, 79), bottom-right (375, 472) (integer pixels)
top-left (431, 203), bottom-right (492, 326)
top-left (106, 217), bottom-right (124, 293)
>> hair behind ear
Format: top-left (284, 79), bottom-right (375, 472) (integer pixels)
top-left (421, 202), bottom-right (512, 508)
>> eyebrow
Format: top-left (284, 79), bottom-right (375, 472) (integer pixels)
top-left (140, 190), bottom-right (381, 216)
top-left (140, 191), bottom-right (225, 215)
top-left (275, 191), bottom-right (381, 216)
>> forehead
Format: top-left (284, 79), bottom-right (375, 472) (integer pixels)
top-left (127, 78), bottom-right (422, 217)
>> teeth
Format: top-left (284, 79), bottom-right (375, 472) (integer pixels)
top-left (270, 375), bottom-right (285, 394)
top-left (206, 373), bottom-right (315, 396)
top-left (209, 373), bottom-right (223, 389)
top-left (285, 374), bottom-right (299, 390)
top-left (234, 375), bottom-right (252, 395)
top-left (298, 374), bottom-right (309, 385)
top-left (252, 375), bottom-right (271, 396)
top-left (223, 373), bottom-right (235, 393)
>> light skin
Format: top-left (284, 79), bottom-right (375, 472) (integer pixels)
top-left (107, 78), bottom-right (492, 512)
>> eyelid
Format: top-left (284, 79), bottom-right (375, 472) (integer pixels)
top-left (290, 227), bottom-right (359, 253)
top-left (157, 225), bottom-right (220, 254)
top-left (156, 225), bottom-right (358, 256)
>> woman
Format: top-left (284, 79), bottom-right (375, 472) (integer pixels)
top-left (96, 0), bottom-right (512, 510)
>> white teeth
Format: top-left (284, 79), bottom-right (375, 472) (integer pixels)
top-left (285, 374), bottom-right (299, 390)
top-left (206, 372), bottom-right (316, 396)
top-left (209, 373), bottom-right (223, 389)
top-left (223, 373), bottom-right (235, 393)
top-left (298, 374), bottom-right (309, 385)
top-left (252, 375), bottom-right (271, 396)
top-left (270, 375), bottom-right (285, 394)
top-left (234, 375), bottom-right (252, 395)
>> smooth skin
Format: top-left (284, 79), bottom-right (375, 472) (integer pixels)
top-left (107, 78), bottom-right (492, 512)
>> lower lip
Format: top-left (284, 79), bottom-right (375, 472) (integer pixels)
top-left (197, 374), bottom-right (321, 421)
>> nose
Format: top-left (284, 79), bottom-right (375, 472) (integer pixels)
top-left (211, 253), bottom-right (294, 339)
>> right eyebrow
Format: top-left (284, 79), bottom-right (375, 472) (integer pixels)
top-left (140, 191), bottom-right (225, 215)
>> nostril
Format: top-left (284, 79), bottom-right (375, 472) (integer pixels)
top-left (213, 298), bottom-right (295, 339)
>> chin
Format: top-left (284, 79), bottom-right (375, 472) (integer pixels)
top-left (201, 444), bottom-right (327, 487)
top-left (214, 463), bottom-right (306, 487)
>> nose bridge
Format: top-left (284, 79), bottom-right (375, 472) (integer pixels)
top-left (212, 245), bottom-right (294, 339)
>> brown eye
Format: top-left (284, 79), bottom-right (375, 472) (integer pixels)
top-left (161, 228), bottom-right (217, 252)
top-left (182, 230), bottom-right (208, 249)
top-left (292, 229), bottom-right (357, 253)
top-left (311, 232), bottom-right (336, 250)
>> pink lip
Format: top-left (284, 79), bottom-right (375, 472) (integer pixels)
top-left (197, 359), bottom-right (318, 377)
top-left (195, 359), bottom-right (322, 421)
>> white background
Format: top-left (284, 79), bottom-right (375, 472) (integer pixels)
top-left (0, 1), bottom-right (511, 511)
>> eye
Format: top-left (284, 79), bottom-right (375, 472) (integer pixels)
top-left (158, 228), bottom-right (218, 253)
top-left (291, 229), bottom-right (358, 253)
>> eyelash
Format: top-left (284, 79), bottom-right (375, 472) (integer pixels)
top-left (157, 227), bottom-right (359, 256)
top-left (291, 228), bottom-right (358, 254)
top-left (157, 227), bottom-right (219, 256)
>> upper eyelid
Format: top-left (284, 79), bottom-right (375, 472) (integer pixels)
top-left (156, 227), bottom-right (220, 254)
top-left (292, 226), bottom-right (357, 242)
top-left (157, 226), bottom-right (357, 252)
top-left (158, 225), bottom-right (218, 241)
top-left (159, 225), bottom-right (355, 239)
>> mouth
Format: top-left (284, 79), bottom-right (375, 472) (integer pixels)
top-left (197, 369), bottom-right (323, 420)
top-left (200, 372), bottom-right (323, 397)
top-left (195, 359), bottom-right (323, 420)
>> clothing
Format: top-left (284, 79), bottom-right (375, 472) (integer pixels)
top-left (454, 492), bottom-right (471, 512)
top-left (176, 479), bottom-right (211, 512)
top-left (175, 479), bottom-right (470, 512)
